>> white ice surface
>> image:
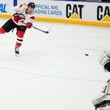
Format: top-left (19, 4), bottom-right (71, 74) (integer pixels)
top-left (0, 19), bottom-right (110, 110)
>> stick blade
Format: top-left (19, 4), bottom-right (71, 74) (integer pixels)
top-left (45, 31), bottom-right (49, 34)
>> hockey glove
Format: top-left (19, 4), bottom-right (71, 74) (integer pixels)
top-left (26, 22), bottom-right (32, 28)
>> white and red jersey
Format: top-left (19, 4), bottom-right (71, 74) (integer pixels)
top-left (12, 3), bottom-right (35, 26)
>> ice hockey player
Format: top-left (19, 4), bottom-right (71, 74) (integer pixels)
top-left (100, 51), bottom-right (110, 72)
top-left (92, 79), bottom-right (110, 110)
top-left (0, 2), bottom-right (35, 55)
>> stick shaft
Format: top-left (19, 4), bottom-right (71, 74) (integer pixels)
top-left (32, 26), bottom-right (49, 34)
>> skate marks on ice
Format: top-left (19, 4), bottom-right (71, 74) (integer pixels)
top-left (0, 64), bottom-right (106, 83)
top-left (0, 46), bottom-right (109, 82)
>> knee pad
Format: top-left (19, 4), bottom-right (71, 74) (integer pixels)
top-left (16, 30), bottom-right (24, 38)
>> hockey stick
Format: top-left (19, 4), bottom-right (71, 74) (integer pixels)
top-left (32, 26), bottom-right (49, 34)
top-left (21, 21), bottom-right (50, 34)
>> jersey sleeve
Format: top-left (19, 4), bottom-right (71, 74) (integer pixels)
top-left (12, 4), bottom-right (35, 26)
top-left (24, 15), bottom-right (35, 24)
top-left (13, 3), bottom-right (26, 14)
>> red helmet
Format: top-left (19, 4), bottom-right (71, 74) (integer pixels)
top-left (28, 2), bottom-right (35, 9)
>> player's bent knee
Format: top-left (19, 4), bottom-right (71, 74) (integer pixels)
top-left (16, 30), bottom-right (24, 38)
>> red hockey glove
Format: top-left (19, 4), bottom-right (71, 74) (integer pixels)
top-left (26, 22), bottom-right (32, 28)
top-left (13, 13), bottom-right (25, 23)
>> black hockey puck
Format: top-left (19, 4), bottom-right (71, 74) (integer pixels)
top-left (85, 54), bottom-right (89, 56)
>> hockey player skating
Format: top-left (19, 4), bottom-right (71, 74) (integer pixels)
top-left (100, 51), bottom-right (110, 72)
top-left (92, 79), bottom-right (110, 110)
top-left (0, 2), bottom-right (35, 55)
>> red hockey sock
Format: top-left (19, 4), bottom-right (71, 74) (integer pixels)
top-left (0, 28), bottom-right (6, 34)
top-left (15, 42), bottom-right (22, 48)
top-left (15, 30), bottom-right (24, 48)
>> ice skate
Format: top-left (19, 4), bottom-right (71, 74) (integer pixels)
top-left (15, 47), bottom-right (20, 56)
